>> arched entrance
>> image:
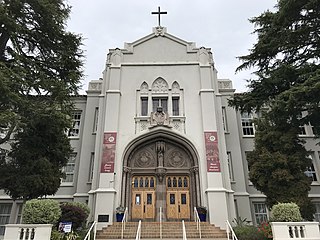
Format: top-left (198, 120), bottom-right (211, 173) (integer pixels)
top-left (121, 130), bottom-right (201, 221)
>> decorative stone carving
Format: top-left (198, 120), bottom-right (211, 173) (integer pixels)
top-left (167, 150), bottom-right (186, 168)
top-left (156, 141), bottom-right (165, 167)
top-left (172, 81), bottom-right (180, 93)
top-left (123, 166), bottom-right (132, 173)
top-left (156, 167), bottom-right (167, 182)
top-left (133, 150), bottom-right (156, 168)
top-left (150, 107), bottom-right (171, 127)
top-left (140, 82), bottom-right (149, 92)
top-left (152, 78), bottom-right (168, 92)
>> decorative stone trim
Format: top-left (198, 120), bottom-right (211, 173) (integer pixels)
top-left (4, 224), bottom-right (52, 240)
top-left (270, 222), bottom-right (320, 240)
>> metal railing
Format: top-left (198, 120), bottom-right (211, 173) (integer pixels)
top-left (84, 221), bottom-right (97, 240)
top-left (226, 220), bottom-right (238, 240)
top-left (194, 207), bottom-right (202, 239)
top-left (135, 220), bottom-right (142, 240)
top-left (121, 207), bottom-right (128, 239)
top-left (182, 220), bottom-right (187, 240)
top-left (159, 207), bottom-right (162, 239)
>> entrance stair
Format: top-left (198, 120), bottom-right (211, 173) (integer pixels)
top-left (96, 221), bottom-right (227, 239)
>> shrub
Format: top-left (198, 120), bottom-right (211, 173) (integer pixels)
top-left (271, 202), bottom-right (302, 222)
top-left (62, 202), bottom-right (90, 217)
top-left (233, 225), bottom-right (265, 240)
top-left (59, 203), bottom-right (88, 230)
top-left (258, 222), bottom-right (273, 239)
top-left (22, 199), bottom-right (61, 225)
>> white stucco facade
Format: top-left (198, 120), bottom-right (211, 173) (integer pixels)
top-left (1, 26), bottom-right (320, 236)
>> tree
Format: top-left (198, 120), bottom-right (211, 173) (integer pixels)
top-left (230, 0), bottom-right (320, 219)
top-left (0, 0), bottom-right (83, 199)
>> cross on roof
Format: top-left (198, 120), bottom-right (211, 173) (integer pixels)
top-left (151, 6), bottom-right (167, 27)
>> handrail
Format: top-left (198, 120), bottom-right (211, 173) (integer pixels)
top-left (84, 221), bottom-right (97, 240)
top-left (121, 207), bottom-right (128, 239)
top-left (159, 206), bottom-right (162, 239)
top-left (135, 220), bottom-right (142, 240)
top-left (226, 220), bottom-right (238, 240)
top-left (182, 220), bottom-right (187, 240)
top-left (193, 207), bottom-right (202, 239)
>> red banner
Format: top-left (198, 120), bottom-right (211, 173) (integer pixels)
top-left (204, 132), bottom-right (221, 172)
top-left (101, 132), bottom-right (117, 173)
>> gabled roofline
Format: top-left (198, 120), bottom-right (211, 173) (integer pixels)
top-left (109, 27), bottom-right (211, 54)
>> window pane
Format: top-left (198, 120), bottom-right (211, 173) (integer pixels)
top-left (181, 194), bottom-right (187, 204)
top-left (253, 203), bottom-right (268, 225)
top-left (147, 194), bottom-right (152, 204)
top-left (141, 98), bottom-right (148, 116)
top-left (170, 194), bottom-right (175, 204)
top-left (172, 98), bottom-right (179, 116)
top-left (68, 111), bottom-right (82, 137)
top-left (0, 204), bottom-right (12, 236)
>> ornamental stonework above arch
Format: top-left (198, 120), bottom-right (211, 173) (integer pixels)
top-left (128, 141), bottom-right (192, 169)
top-left (132, 148), bottom-right (157, 168)
top-left (140, 82), bottom-right (149, 92)
top-left (165, 147), bottom-right (189, 168)
top-left (152, 78), bottom-right (168, 92)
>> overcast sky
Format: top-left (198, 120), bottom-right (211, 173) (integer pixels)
top-left (66, 0), bottom-right (277, 93)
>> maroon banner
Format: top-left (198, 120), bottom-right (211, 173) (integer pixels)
top-left (204, 132), bottom-right (221, 172)
top-left (101, 132), bottom-right (117, 173)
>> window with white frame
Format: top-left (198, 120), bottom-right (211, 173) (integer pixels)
top-left (93, 107), bottom-right (99, 132)
top-left (141, 97), bottom-right (148, 116)
top-left (241, 112), bottom-right (255, 136)
top-left (305, 155), bottom-right (318, 182)
top-left (172, 97), bottom-right (180, 116)
top-left (152, 97), bottom-right (168, 113)
top-left (222, 107), bottom-right (228, 132)
top-left (227, 152), bottom-right (234, 181)
top-left (67, 111), bottom-right (82, 137)
top-left (88, 152), bottom-right (95, 182)
top-left (62, 153), bottom-right (76, 183)
top-left (0, 203), bottom-right (12, 235)
top-left (314, 203), bottom-right (320, 222)
top-left (253, 202), bottom-right (268, 225)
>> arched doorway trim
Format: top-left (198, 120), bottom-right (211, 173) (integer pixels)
top-left (120, 128), bottom-right (201, 221)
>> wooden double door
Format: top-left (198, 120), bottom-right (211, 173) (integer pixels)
top-left (131, 175), bottom-right (190, 221)
top-left (166, 176), bottom-right (190, 220)
top-left (132, 176), bottom-right (156, 220)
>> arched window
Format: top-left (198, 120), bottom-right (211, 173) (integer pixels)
top-left (173, 177), bottom-right (177, 187)
top-left (139, 177), bottom-right (144, 187)
top-left (178, 177), bottom-right (182, 187)
top-left (150, 177), bottom-right (155, 188)
top-left (183, 177), bottom-right (188, 187)
top-left (133, 178), bottom-right (138, 188)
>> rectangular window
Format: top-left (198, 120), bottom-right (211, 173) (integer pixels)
top-left (88, 153), bottom-right (95, 182)
top-left (152, 98), bottom-right (168, 113)
top-left (305, 155), bottom-right (318, 182)
top-left (67, 111), bottom-right (82, 137)
top-left (227, 152), bottom-right (234, 181)
top-left (62, 153), bottom-right (76, 183)
top-left (241, 112), bottom-right (255, 136)
top-left (314, 203), bottom-right (320, 222)
top-left (253, 203), bottom-right (268, 225)
top-left (172, 97), bottom-right (180, 116)
top-left (0, 203), bottom-right (12, 236)
top-left (93, 107), bottom-right (99, 132)
top-left (141, 98), bottom-right (148, 116)
top-left (222, 107), bottom-right (228, 132)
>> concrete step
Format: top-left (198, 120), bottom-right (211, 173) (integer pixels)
top-left (96, 221), bottom-right (227, 239)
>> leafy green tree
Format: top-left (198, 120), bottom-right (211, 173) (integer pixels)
top-left (230, 0), bottom-right (319, 219)
top-left (0, 0), bottom-right (83, 199)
